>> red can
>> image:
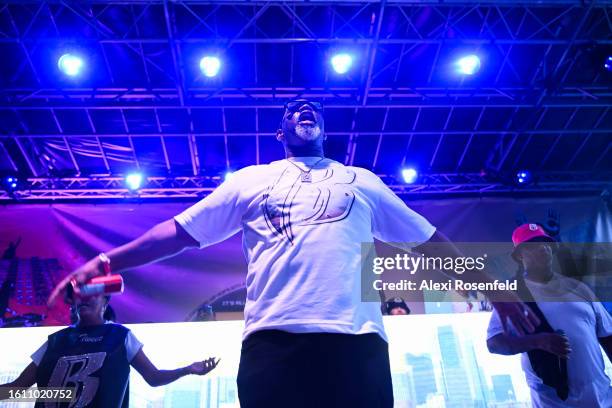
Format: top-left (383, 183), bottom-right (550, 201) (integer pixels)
top-left (72, 274), bottom-right (124, 297)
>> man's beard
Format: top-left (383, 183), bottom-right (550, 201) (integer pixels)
top-left (294, 124), bottom-right (322, 141)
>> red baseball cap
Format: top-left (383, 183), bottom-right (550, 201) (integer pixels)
top-left (511, 223), bottom-right (555, 260)
top-left (512, 223), bottom-right (555, 247)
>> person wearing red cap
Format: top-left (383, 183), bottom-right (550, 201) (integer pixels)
top-left (487, 223), bottom-right (612, 407)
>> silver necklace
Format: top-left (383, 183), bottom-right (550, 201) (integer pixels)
top-left (286, 157), bottom-right (326, 183)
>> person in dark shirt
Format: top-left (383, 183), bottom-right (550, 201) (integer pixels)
top-left (1, 290), bottom-right (219, 407)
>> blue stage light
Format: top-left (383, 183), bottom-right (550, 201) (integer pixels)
top-left (3, 176), bottom-right (19, 192)
top-left (516, 170), bottom-right (532, 185)
top-left (224, 171), bottom-right (234, 182)
top-left (58, 54), bottom-right (84, 77)
top-left (126, 173), bottom-right (144, 190)
top-left (457, 55), bottom-right (481, 75)
top-left (401, 168), bottom-right (418, 184)
top-left (331, 53), bottom-right (353, 74)
top-left (605, 56), bottom-right (612, 72)
top-left (199, 56), bottom-right (221, 77)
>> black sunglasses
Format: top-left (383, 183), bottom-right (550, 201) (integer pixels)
top-left (284, 100), bottom-right (324, 113)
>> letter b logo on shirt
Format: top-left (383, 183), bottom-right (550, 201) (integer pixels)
top-left (47, 352), bottom-right (106, 408)
top-left (263, 167), bottom-right (356, 242)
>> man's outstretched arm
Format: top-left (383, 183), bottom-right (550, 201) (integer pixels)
top-left (415, 230), bottom-right (540, 335)
top-left (48, 219), bottom-right (198, 305)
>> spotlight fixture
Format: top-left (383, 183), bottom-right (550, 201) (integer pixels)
top-left (7, 177), bottom-right (15, 187)
top-left (58, 53), bottom-right (84, 77)
top-left (125, 173), bottom-right (144, 191)
top-left (3, 176), bottom-right (19, 192)
top-left (605, 56), bottom-right (612, 72)
top-left (516, 170), bottom-right (533, 185)
top-left (456, 55), bottom-right (481, 75)
top-left (401, 168), bottom-right (418, 184)
top-left (331, 53), bottom-right (353, 74)
top-left (199, 56), bottom-right (221, 78)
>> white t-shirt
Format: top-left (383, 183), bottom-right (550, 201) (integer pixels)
top-left (487, 274), bottom-right (612, 407)
top-left (31, 323), bottom-right (143, 365)
top-left (175, 157), bottom-right (436, 341)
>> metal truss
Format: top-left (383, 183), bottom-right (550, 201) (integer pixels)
top-left (3, 86), bottom-right (612, 109)
top-left (383, 171), bottom-right (612, 195)
top-left (3, 128), bottom-right (611, 139)
top-left (2, 1), bottom-right (612, 113)
top-left (1, 172), bottom-right (609, 201)
top-left (0, 176), bottom-right (219, 200)
top-left (0, 0), bottom-right (610, 195)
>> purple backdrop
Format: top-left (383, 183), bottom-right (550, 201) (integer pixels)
top-left (0, 196), bottom-right (609, 325)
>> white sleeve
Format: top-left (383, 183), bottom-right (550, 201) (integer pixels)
top-left (569, 281), bottom-right (612, 338)
top-left (487, 310), bottom-right (506, 340)
top-left (593, 302), bottom-right (612, 338)
top-left (31, 341), bottom-right (48, 366)
top-left (174, 168), bottom-right (248, 248)
top-left (125, 330), bottom-right (144, 362)
top-left (370, 176), bottom-right (436, 249)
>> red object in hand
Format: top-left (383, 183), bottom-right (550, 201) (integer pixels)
top-left (72, 274), bottom-right (124, 297)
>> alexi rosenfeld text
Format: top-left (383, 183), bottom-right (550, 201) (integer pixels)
top-left (370, 253), bottom-right (518, 292)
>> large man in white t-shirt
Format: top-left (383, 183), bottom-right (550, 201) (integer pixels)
top-left (487, 224), bottom-right (612, 407)
top-left (49, 99), bottom-right (539, 407)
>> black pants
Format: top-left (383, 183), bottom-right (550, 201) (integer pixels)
top-left (237, 330), bottom-right (394, 408)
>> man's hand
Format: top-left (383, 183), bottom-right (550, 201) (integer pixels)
top-left (492, 301), bottom-right (540, 336)
top-left (47, 258), bottom-right (104, 307)
top-left (188, 357), bottom-right (220, 376)
top-left (416, 230), bottom-right (539, 332)
top-left (543, 209), bottom-right (561, 238)
top-left (535, 332), bottom-right (572, 358)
